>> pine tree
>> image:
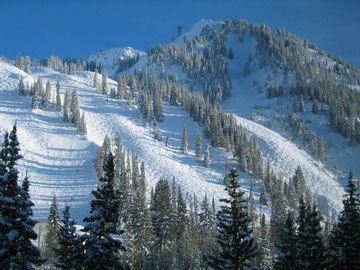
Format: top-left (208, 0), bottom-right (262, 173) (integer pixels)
top-left (207, 167), bottom-right (258, 269)
top-left (154, 127), bottom-right (162, 141)
top-left (153, 88), bottom-right (164, 122)
top-left (70, 89), bottom-right (79, 124)
top-left (258, 214), bottom-right (272, 270)
top-left (274, 212), bottom-right (297, 270)
top-left (43, 194), bottom-right (61, 266)
top-left (0, 124), bottom-right (43, 269)
top-left (18, 76), bottom-right (25, 96)
top-left (55, 205), bottom-right (84, 270)
top-left (102, 69), bottom-right (108, 95)
top-left (259, 182), bottom-right (268, 205)
top-left (56, 81), bottom-right (62, 111)
top-left (82, 153), bottom-right (125, 270)
top-left (326, 172), bottom-right (360, 270)
top-left (203, 144), bottom-right (211, 168)
top-left (44, 81), bottom-right (52, 107)
top-left (181, 124), bottom-right (189, 153)
top-left (151, 178), bottom-right (176, 269)
top-left (196, 132), bottom-right (202, 159)
top-left (31, 87), bottom-right (39, 109)
top-left (63, 89), bottom-right (71, 122)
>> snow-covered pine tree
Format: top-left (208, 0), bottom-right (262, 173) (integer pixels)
top-left (199, 194), bottom-right (217, 268)
top-left (94, 135), bottom-right (111, 177)
top-left (0, 124), bottom-right (42, 269)
top-left (56, 81), bottom-right (62, 111)
top-left (258, 214), bottom-right (272, 270)
top-left (44, 80), bottom-right (52, 107)
top-left (153, 88), bottom-right (164, 122)
top-left (82, 153), bottom-right (125, 270)
top-left (63, 89), bottom-right (71, 122)
top-left (70, 89), bottom-right (79, 124)
top-left (102, 69), bottom-right (108, 95)
top-left (273, 212), bottom-right (297, 270)
top-left (203, 144), bottom-right (211, 168)
top-left (151, 178), bottom-right (176, 269)
top-left (207, 167), bottom-right (258, 269)
top-left (154, 127), bottom-right (162, 141)
top-left (31, 86), bottom-right (39, 109)
top-left (259, 182), bottom-right (268, 205)
top-left (181, 124), bottom-right (189, 153)
top-left (196, 132), bottom-right (202, 159)
top-left (325, 172), bottom-right (360, 270)
top-left (55, 205), bottom-right (84, 270)
top-left (43, 194), bottom-right (61, 266)
top-left (18, 75), bottom-right (25, 96)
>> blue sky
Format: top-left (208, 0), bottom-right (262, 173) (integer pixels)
top-left (1, 0), bottom-right (360, 68)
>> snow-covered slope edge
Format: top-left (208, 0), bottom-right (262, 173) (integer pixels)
top-left (0, 60), bottom-right (251, 222)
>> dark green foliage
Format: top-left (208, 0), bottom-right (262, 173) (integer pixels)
top-left (150, 178), bottom-right (176, 269)
top-left (82, 153), bottom-right (125, 270)
top-left (207, 167), bottom-right (258, 270)
top-left (55, 206), bottom-right (84, 270)
top-left (274, 212), bottom-right (297, 270)
top-left (0, 124), bottom-right (42, 269)
top-left (325, 172), bottom-right (360, 270)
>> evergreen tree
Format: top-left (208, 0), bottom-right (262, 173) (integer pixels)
top-left (259, 182), bottom-right (268, 205)
top-left (151, 178), bottom-right (176, 269)
top-left (82, 153), bottom-right (125, 270)
top-left (70, 89), bottom-right (80, 124)
top-left (18, 76), bottom-right (25, 96)
top-left (326, 172), bottom-right (360, 270)
top-left (44, 80), bottom-right (52, 107)
top-left (0, 124), bottom-right (42, 269)
top-left (207, 167), bottom-right (258, 270)
top-left (196, 132), bottom-right (203, 159)
top-left (203, 144), bottom-right (211, 168)
top-left (102, 69), bottom-right (108, 95)
top-left (153, 88), bottom-right (164, 122)
top-left (274, 212), bottom-right (297, 270)
top-left (63, 89), bottom-right (71, 122)
top-left (55, 205), bottom-right (84, 270)
top-left (258, 214), bottom-right (272, 270)
top-left (181, 124), bottom-right (189, 153)
top-left (31, 87), bottom-right (39, 109)
top-left (154, 127), bottom-right (162, 141)
top-left (56, 81), bottom-right (62, 111)
top-left (43, 194), bottom-right (61, 265)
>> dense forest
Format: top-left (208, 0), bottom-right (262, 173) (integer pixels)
top-left (1, 124), bottom-right (359, 269)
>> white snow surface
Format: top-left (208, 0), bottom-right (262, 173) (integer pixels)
top-left (0, 60), bottom-right (254, 222)
top-left (127, 20), bottom-right (353, 216)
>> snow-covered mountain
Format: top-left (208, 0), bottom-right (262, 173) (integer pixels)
top-left (1, 18), bottom-right (359, 223)
top-left (0, 59), bottom-right (245, 221)
top-left (86, 47), bottom-right (145, 77)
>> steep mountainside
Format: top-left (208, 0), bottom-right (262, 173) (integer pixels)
top-left (1, 19), bottom-right (359, 221)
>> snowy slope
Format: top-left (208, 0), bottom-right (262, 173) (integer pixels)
top-left (0, 60), bottom-right (258, 222)
top-left (86, 47), bottom-right (146, 77)
top-left (120, 20), bottom-right (353, 215)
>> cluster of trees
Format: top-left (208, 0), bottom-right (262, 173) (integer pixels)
top-left (14, 53), bottom-right (101, 74)
top-left (18, 77), bottom-right (87, 135)
top-left (220, 18), bottom-right (360, 144)
top-left (1, 124), bottom-right (360, 269)
top-left (283, 112), bottom-right (327, 162)
top-left (63, 88), bottom-right (87, 135)
top-left (149, 32), bottom-right (232, 103)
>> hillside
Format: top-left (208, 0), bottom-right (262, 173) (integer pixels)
top-left (0, 60), bottom-right (246, 221)
top-left (1, 18), bottom-right (359, 222)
